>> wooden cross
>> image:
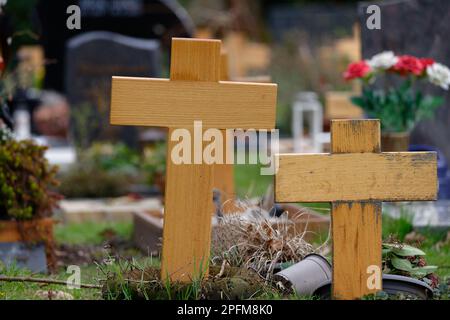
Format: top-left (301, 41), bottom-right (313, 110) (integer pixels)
top-left (215, 51), bottom-right (273, 214)
top-left (110, 38), bottom-right (277, 281)
top-left (275, 119), bottom-right (437, 299)
top-left (211, 50), bottom-right (236, 211)
top-left (224, 32), bottom-right (271, 78)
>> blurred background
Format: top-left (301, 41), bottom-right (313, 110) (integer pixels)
top-left (0, 0), bottom-right (449, 299)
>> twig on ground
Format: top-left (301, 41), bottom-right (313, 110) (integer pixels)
top-left (0, 275), bottom-right (102, 289)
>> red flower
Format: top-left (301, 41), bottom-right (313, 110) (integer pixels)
top-left (393, 55), bottom-right (424, 76)
top-left (344, 61), bottom-right (371, 81)
top-left (420, 58), bottom-right (435, 69)
top-left (0, 56), bottom-right (4, 72)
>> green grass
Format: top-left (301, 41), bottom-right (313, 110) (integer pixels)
top-left (382, 212), bottom-right (414, 241)
top-left (1, 221), bottom-right (134, 300)
top-left (234, 163), bottom-right (273, 198)
top-left (381, 213), bottom-right (450, 279)
top-left (54, 221), bottom-right (133, 245)
top-left (234, 162), bottom-right (330, 214)
top-left (0, 264), bottom-right (102, 300)
top-left (2, 200), bottom-right (449, 300)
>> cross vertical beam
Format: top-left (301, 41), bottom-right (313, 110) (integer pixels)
top-left (331, 120), bottom-right (382, 299)
top-left (161, 39), bottom-right (220, 281)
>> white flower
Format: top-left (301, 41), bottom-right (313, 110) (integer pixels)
top-left (368, 51), bottom-right (399, 71)
top-left (427, 62), bottom-right (450, 90)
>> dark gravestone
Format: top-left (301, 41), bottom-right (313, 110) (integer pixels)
top-left (359, 0), bottom-right (450, 161)
top-left (267, 4), bottom-right (356, 44)
top-left (36, 0), bottom-right (194, 92)
top-left (65, 31), bottom-right (161, 147)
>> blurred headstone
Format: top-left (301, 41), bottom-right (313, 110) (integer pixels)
top-left (384, 201), bottom-right (450, 230)
top-left (37, 0), bottom-right (195, 92)
top-left (358, 0), bottom-right (450, 162)
top-left (0, 242), bottom-right (47, 273)
top-left (267, 4), bottom-right (356, 44)
top-left (65, 31), bottom-right (161, 147)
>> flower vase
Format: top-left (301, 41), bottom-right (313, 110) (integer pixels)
top-left (381, 132), bottom-right (410, 152)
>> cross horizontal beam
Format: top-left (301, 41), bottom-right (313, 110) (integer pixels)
top-left (110, 76), bottom-right (277, 129)
top-left (275, 152), bottom-right (437, 202)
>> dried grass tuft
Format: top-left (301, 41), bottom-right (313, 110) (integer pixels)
top-left (212, 201), bottom-right (319, 280)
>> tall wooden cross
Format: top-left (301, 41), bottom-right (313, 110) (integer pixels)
top-left (275, 119), bottom-right (437, 299)
top-left (110, 38), bottom-right (277, 281)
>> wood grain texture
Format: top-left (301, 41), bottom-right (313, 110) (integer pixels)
top-left (275, 152), bottom-right (437, 202)
top-left (160, 39), bottom-right (218, 282)
top-left (110, 77), bottom-right (277, 129)
top-left (161, 126), bottom-right (215, 281)
top-left (110, 38), bottom-right (278, 282)
top-left (331, 120), bottom-right (382, 300)
top-left (332, 202), bottom-right (382, 299)
top-left (274, 119), bottom-right (438, 300)
top-left (220, 50), bottom-right (230, 81)
top-left (170, 38), bottom-right (221, 82)
top-left (331, 119), bottom-right (380, 153)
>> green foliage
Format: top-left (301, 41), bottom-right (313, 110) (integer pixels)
top-left (234, 161), bottom-right (273, 198)
top-left (351, 79), bottom-right (444, 132)
top-left (0, 139), bottom-right (60, 220)
top-left (0, 263), bottom-right (101, 300)
top-left (142, 143), bottom-right (167, 185)
top-left (58, 143), bottom-right (139, 198)
top-left (58, 142), bottom-right (168, 198)
top-left (57, 163), bottom-right (132, 199)
top-left (382, 211), bottom-right (413, 241)
top-left (70, 103), bottom-right (102, 150)
top-left (82, 142), bottom-right (140, 175)
top-left (383, 242), bottom-right (438, 280)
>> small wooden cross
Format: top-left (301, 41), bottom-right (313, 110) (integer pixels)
top-left (275, 119), bottom-right (437, 299)
top-left (110, 38), bottom-right (277, 281)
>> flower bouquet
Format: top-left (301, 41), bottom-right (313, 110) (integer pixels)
top-left (344, 51), bottom-right (450, 150)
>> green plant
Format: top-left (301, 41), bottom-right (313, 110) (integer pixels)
top-left (345, 52), bottom-right (449, 132)
top-left (57, 163), bottom-right (132, 199)
top-left (82, 142), bottom-right (140, 176)
top-left (382, 211), bottom-right (413, 241)
top-left (57, 143), bottom-right (142, 198)
top-left (0, 139), bottom-right (60, 220)
top-left (70, 103), bottom-right (102, 150)
top-left (383, 242), bottom-right (438, 287)
top-left (142, 143), bottom-right (167, 185)
top-left (352, 80), bottom-right (443, 132)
